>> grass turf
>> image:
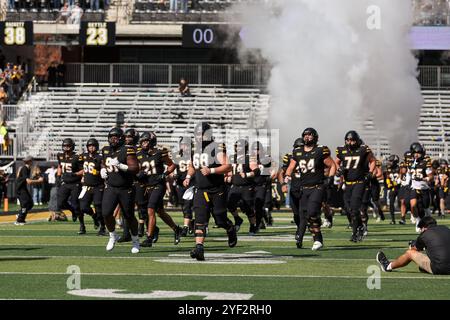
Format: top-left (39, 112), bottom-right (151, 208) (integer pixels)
top-left (0, 211), bottom-right (449, 300)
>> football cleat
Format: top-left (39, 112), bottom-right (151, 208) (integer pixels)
top-left (93, 217), bottom-right (100, 230)
top-left (174, 226), bottom-right (182, 245)
top-left (152, 226), bottom-right (160, 243)
top-left (140, 237), bottom-right (153, 247)
top-left (311, 241), bottom-right (323, 251)
top-left (296, 240), bottom-right (303, 249)
top-left (181, 226), bottom-right (189, 237)
top-left (399, 219), bottom-right (406, 225)
top-left (131, 240), bottom-right (140, 254)
top-left (78, 225), bottom-right (86, 235)
top-left (190, 244), bottom-right (205, 261)
top-left (97, 227), bottom-right (107, 236)
top-left (259, 221), bottom-right (266, 230)
top-left (389, 220), bottom-right (396, 225)
top-left (227, 226), bottom-right (238, 248)
top-left (106, 233), bottom-right (120, 251)
top-left (376, 251), bottom-right (391, 272)
top-left (248, 224), bottom-right (258, 236)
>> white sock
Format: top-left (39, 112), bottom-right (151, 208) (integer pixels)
top-left (386, 263), bottom-right (393, 271)
top-left (109, 231), bottom-right (117, 238)
top-left (131, 235), bottom-right (139, 242)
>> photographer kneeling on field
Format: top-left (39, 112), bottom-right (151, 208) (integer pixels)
top-left (377, 216), bottom-right (450, 275)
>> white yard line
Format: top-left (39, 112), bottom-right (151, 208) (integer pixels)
top-left (0, 271), bottom-right (448, 280)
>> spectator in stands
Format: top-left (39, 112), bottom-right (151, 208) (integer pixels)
top-left (47, 62), bottom-right (58, 88)
top-left (0, 88), bottom-right (7, 106)
top-left (180, 0), bottom-right (188, 13)
top-left (7, 0), bottom-right (15, 11)
top-left (178, 77), bottom-right (191, 97)
top-left (0, 169), bottom-right (9, 207)
top-left (57, 60), bottom-right (66, 87)
top-left (90, 0), bottom-right (99, 11)
top-left (31, 165), bottom-right (43, 206)
top-left (0, 121), bottom-right (9, 153)
top-left (68, 2), bottom-right (83, 24)
top-left (56, 2), bottom-right (71, 23)
top-left (169, 0), bottom-right (178, 12)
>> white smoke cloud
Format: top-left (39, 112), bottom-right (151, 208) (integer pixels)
top-left (235, 0), bottom-right (423, 156)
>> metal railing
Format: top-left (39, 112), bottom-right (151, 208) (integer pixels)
top-left (65, 63), bottom-right (270, 86)
top-left (62, 64), bottom-right (450, 88)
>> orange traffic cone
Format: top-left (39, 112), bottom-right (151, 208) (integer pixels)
top-left (4, 198), bottom-right (8, 212)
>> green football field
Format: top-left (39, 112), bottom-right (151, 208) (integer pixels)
top-left (1, 210), bottom-right (450, 300)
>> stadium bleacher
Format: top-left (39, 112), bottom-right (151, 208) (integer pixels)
top-left (8, 84), bottom-right (270, 160)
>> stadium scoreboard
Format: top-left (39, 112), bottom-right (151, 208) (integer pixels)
top-left (182, 24), bottom-right (241, 48)
top-left (0, 21), bottom-right (33, 46)
top-left (79, 22), bottom-right (116, 46)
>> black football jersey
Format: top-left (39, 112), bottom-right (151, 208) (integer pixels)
top-left (254, 155), bottom-right (272, 186)
top-left (192, 142), bottom-right (226, 191)
top-left (57, 152), bottom-right (82, 184)
top-left (173, 153), bottom-right (191, 186)
top-left (137, 147), bottom-right (169, 186)
top-left (81, 152), bottom-right (103, 187)
top-left (102, 145), bottom-right (136, 188)
top-left (292, 145), bottom-right (330, 187)
top-left (230, 154), bottom-right (254, 186)
top-left (336, 145), bottom-right (372, 182)
top-left (283, 152), bottom-right (301, 189)
top-left (384, 165), bottom-right (400, 189)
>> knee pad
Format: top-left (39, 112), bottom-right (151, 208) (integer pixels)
top-left (308, 215), bottom-right (321, 229)
top-left (194, 224), bottom-right (207, 238)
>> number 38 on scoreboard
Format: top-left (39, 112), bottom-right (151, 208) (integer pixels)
top-left (0, 21), bottom-right (33, 46)
top-left (80, 22), bottom-right (115, 46)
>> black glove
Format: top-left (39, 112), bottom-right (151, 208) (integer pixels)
top-left (409, 240), bottom-right (417, 248)
top-left (336, 167), bottom-right (344, 178)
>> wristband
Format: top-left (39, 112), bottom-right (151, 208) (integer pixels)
top-left (210, 168), bottom-right (216, 174)
top-left (186, 175), bottom-right (192, 179)
top-left (118, 163), bottom-right (129, 172)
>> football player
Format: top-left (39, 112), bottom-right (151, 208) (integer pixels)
top-left (398, 151), bottom-right (413, 225)
top-left (280, 138), bottom-right (303, 230)
top-left (56, 138), bottom-right (83, 229)
top-left (227, 139), bottom-right (260, 235)
top-left (183, 122), bottom-right (237, 261)
top-left (117, 128), bottom-right (142, 242)
top-left (437, 159), bottom-right (449, 218)
top-left (361, 158), bottom-right (385, 235)
top-left (173, 136), bottom-right (194, 236)
top-left (384, 155), bottom-right (401, 224)
top-left (78, 138), bottom-right (105, 235)
top-left (252, 141), bottom-right (276, 230)
top-left (335, 131), bottom-right (376, 242)
top-left (101, 127), bottom-right (140, 253)
top-left (285, 128), bottom-right (336, 250)
top-left (407, 142), bottom-right (433, 232)
top-left (138, 131), bottom-right (182, 247)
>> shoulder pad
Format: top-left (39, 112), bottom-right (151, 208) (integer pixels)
top-left (126, 147), bottom-right (136, 155)
top-left (321, 145), bottom-right (330, 156)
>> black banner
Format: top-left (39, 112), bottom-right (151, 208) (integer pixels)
top-left (0, 21), bottom-right (33, 46)
top-left (80, 22), bottom-right (115, 46)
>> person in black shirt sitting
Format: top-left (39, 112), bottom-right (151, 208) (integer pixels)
top-left (377, 216), bottom-right (450, 275)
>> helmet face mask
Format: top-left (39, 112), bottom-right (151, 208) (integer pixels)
top-left (302, 128), bottom-right (318, 147)
top-left (410, 142), bottom-right (425, 160)
top-left (62, 138), bottom-right (75, 153)
top-left (125, 129), bottom-right (139, 145)
top-left (86, 138), bottom-right (99, 154)
top-left (108, 127), bottom-right (124, 148)
top-left (345, 131), bottom-right (361, 150)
